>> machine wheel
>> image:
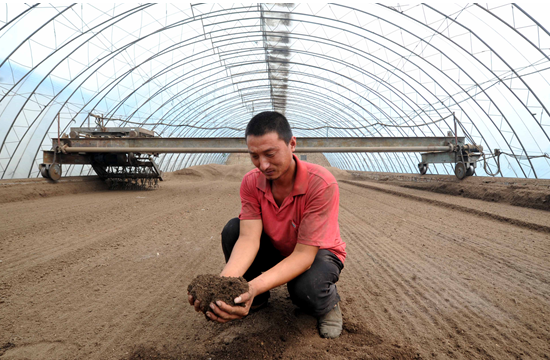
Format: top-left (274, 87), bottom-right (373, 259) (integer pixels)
top-left (419, 164), bottom-right (428, 175)
top-left (465, 165), bottom-right (475, 177)
top-left (454, 162), bottom-right (467, 180)
top-left (47, 163), bottom-right (62, 181)
top-left (39, 164), bottom-right (50, 179)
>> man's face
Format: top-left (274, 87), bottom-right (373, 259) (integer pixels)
top-left (246, 132), bottom-right (296, 181)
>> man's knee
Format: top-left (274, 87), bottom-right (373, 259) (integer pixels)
top-left (221, 217), bottom-right (240, 261)
top-left (222, 217), bottom-right (239, 242)
top-left (287, 270), bottom-right (318, 305)
top-left (288, 275), bottom-right (340, 317)
top-left (287, 251), bottom-right (342, 317)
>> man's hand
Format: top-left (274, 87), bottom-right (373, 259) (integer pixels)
top-left (187, 293), bottom-right (202, 313)
top-left (206, 290), bottom-right (255, 323)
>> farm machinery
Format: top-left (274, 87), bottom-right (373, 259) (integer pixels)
top-left (40, 124), bottom-right (163, 189)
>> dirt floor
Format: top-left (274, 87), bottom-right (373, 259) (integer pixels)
top-left (1, 162), bottom-right (549, 359)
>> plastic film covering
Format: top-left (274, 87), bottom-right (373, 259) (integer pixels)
top-left (0, 3), bottom-right (549, 179)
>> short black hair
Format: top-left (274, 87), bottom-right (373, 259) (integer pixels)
top-left (245, 111), bottom-right (293, 144)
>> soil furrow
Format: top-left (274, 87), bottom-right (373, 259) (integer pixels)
top-left (339, 209), bottom-right (541, 359)
top-left (338, 189), bottom-right (550, 334)
top-left (339, 209), bottom-right (507, 358)
top-left (338, 187), bottom-right (550, 358)
top-left (341, 180), bottom-right (550, 234)
top-left (339, 184), bottom-right (550, 296)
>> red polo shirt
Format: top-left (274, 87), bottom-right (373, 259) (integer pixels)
top-left (239, 154), bottom-right (346, 263)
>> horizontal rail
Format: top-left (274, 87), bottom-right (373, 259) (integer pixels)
top-left (61, 145), bottom-right (454, 154)
top-left (53, 136), bottom-right (463, 149)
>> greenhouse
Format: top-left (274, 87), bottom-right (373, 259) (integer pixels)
top-left (1, 4), bottom-right (549, 360)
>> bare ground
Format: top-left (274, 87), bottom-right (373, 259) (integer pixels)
top-left (0, 165), bottom-right (549, 359)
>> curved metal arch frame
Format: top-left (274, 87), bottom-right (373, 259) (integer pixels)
top-left (6, 5), bottom-right (157, 176)
top-left (211, 35), bottom-right (447, 123)
top-left (1, 5), bottom-right (165, 178)
top-left (124, 33), bottom-right (488, 176)
top-left (57, 9), bottom-right (444, 129)
top-left (0, 3), bottom-right (39, 33)
top-left (116, 52), bottom-right (455, 144)
top-left (196, 8), bottom-right (541, 177)
top-left (83, 14), bottom-right (500, 160)
top-left (472, 4), bottom-right (550, 139)
top-left (103, 33), bottom-right (445, 130)
top-left (36, 51), bottom-right (454, 178)
top-left (200, 96), bottom-right (356, 135)
top-left (0, 4), bottom-right (75, 71)
top-left (154, 66), bottom-right (406, 134)
top-left (168, 90), bottom-right (358, 134)
top-left (114, 43), bottom-right (446, 138)
top-left (514, 4), bottom-right (550, 44)
top-left (401, 4), bottom-right (546, 175)
top-left (0, 4), bottom-right (152, 110)
top-left (151, 27), bottom-right (453, 124)
top-left (172, 85), bottom-right (371, 131)
top-left (473, 4), bottom-right (550, 174)
top-left (367, 4), bottom-right (544, 177)
top-left (208, 9), bottom-right (530, 177)
top-left (12, 19), bottom-right (484, 177)
top-left (158, 74), bottom-right (427, 175)
top-left (132, 26), bottom-right (483, 153)
top-left (101, 68), bottom-right (404, 148)
top-left (6, 9), bottom-right (222, 178)
top-left (105, 23), bottom-right (454, 129)
top-left (323, 5), bottom-right (536, 177)
top-left (90, 46), bottom-right (418, 131)
top-left (0, 4), bottom-right (548, 179)
top-left (0, 4), bottom-right (77, 153)
top-left (5, 12), bottom-right (470, 177)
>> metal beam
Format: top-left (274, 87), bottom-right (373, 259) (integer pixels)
top-left (43, 151), bottom-right (91, 164)
top-left (61, 145), bottom-right (454, 154)
top-left (54, 136), bottom-right (463, 152)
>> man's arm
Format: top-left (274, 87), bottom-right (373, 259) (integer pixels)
top-left (207, 243), bottom-right (318, 323)
top-left (247, 243), bottom-right (318, 296)
top-left (220, 219), bottom-right (262, 277)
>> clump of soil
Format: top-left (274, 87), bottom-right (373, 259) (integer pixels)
top-left (187, 274), bottom-right (249, 313)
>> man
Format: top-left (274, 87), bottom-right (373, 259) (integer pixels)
top-left (188, 111), bottom-right (346, 338)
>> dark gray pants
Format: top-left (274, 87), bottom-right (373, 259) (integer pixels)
top-left (221, 218), bottom-right (343, 317)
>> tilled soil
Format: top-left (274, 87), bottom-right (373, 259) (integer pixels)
top-left (0, 164), bottom-right (549, 359)
top-left (350, 171), bottom-right (550, 211)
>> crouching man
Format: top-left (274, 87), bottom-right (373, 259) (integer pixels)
top-left (188, 111), bottom-right (346, 338)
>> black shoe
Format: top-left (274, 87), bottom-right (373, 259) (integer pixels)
top-left (318, 303), bottom-right (343, 339)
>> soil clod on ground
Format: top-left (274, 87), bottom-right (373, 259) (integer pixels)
top-left (187, 274), bottom-right (249, 313)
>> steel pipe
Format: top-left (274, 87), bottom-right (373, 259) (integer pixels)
top-left (55, 136), bottom-right (463, 148)
top-left (62, 145), bottom-right (454, 154)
